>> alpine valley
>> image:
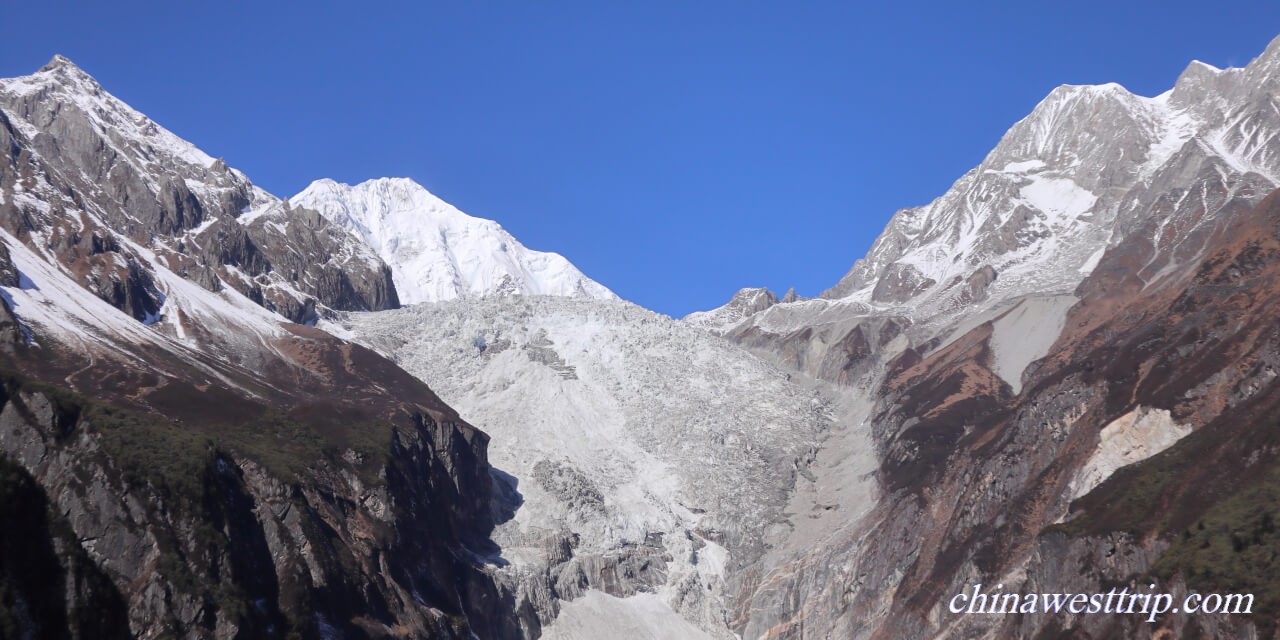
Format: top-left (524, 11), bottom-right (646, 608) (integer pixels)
top-left (4, 33), bottom-right (1280, 640)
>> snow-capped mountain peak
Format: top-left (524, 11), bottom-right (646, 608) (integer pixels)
top-left (4, 56), bottom-right (242, 189)
top-left (290, 177), bottom-right (617, 304)
top-left (0, 56), bottom-right (401, 328)
top-left (690, 35), bottom-right (1280, 338)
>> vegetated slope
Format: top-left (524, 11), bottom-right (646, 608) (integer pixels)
top-left (291, 178), bottom-right (616, 304)
top-left (698, 36), bottom-right (1280, 640)
top-left (806, 185), bottom-right (1280, 640)
top-left (344, 295), bottom-right (838, 639)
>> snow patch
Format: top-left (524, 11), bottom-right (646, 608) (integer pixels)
top-left (1, 229), bottom-right (158, 348)
top-left (988, 295), bottom-right (1076, 394)
top-left (1018, 176), bottom-right (1097, 221)
top-left (186, 216), bottom-right (218, 238)
top-left (1078, 246), bottom-right (1107, 275)
top-left (1001, 160), bottom-right (1046, 173)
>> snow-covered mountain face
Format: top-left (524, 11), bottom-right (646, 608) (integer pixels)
top-left (344, 296), bottom-right (838, 639)
top-left (695, 36), bottom-right (1280, 345)
top-left (0, 56), bottom-right (400, 328)
top-left (11, 34), bottom-right (1280, 640)
top-left (291, 178), bottom-right (616, 304)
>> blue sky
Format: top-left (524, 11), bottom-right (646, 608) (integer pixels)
top-left (4, 2), bottom-right (1280, 316)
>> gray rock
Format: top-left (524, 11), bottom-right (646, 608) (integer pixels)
top-left (0, 56), bottom-right (400, 325)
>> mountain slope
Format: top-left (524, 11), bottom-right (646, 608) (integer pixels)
top-left (0, 57), bottom-right (529, 639)
top-left (693, 36), bottom-right (1280, 353)
top-left (748, 185), bottom-right (1280, 640)
top-left (687, 35), bottom-right (1280, 640)
top-left (0, 56), bottom-right (399, 327)
top-left (291, 178), bottom-right (616, 304)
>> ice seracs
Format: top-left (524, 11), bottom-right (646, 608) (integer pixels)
top-left (344, 295), bottom-right (832, 638)
top-left (291, 177), bottom-right (617, 304)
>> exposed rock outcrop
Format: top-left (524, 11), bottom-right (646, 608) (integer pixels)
top-left (683, 287), bottom-right (779, 334)
top-left (0, 56), bottom-right (399, 325)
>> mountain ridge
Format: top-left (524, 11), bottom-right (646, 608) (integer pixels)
top-left (690, 34), bottom-right (1280, 338)
top-left (688, 34), bottom-right (1280, 640)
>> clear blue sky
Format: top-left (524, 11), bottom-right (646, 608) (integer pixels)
top-left (3, 2), bottom-right (1279, 316)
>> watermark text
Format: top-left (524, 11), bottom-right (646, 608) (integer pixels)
top-left (948, 583), bottom-right (1253, 623)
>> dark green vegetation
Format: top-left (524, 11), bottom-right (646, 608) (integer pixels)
top-left (94, 401), bottom-right (388, 494)
top-left (1054, 402), bottom-right (1280, 631)
top-left (1153, 463), bottom-right (1280, 633)
top-left (0, 366), bottom-right (409, 638)
top-left (1, 365), bottom-right (390, 497)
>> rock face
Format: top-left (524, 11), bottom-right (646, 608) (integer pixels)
top-left (684, 35), bottom-right (1280, 640)
top-left (290, 178), bottom-right (616, 305)
top-left (0, 237), bottom-right (525, 639)
top-left (0, 242), bottom-right (17, 288)
top-left (691, 35), bottom-right (1280, 382)
top-left (869, 263), bottom-right (936, 304)
top-left (683, 287), bottom-right (779, 333)
top-left (0, 56), bottom-right (399, 325)
top-left (0, 455), bottom-right (131, 639)
top-left (857, 190), bottom-right (1280, 639)
top-left (0, 361), bottom-right (516, 639)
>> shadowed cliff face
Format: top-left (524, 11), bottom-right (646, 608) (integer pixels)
top-left (0, 455), bottom-right (132, 640)
top-left (0, 310), bottom-right (523, 639)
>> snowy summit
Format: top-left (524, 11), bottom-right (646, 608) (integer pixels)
top-left (291, 178), bottom-right (617, 304)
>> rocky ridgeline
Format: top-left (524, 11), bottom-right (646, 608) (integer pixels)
top-left (0, 56), bottom-right (398, 325)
